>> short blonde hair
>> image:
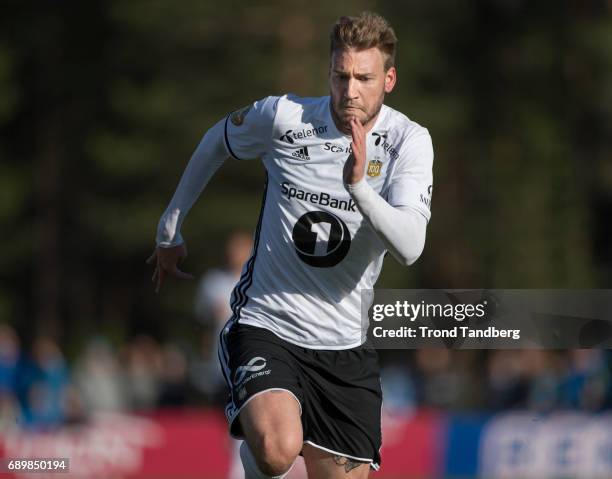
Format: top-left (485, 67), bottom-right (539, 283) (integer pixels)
top-left (330, 12), bottom-right (398, 71)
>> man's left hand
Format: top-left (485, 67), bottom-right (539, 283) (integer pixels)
top-left (343, 117), bottom-right (367, 185)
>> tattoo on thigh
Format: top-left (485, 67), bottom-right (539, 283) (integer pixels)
top-left (333, 455), bottom-right (362, 473)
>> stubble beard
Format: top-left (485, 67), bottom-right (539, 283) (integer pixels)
top-left (331, 97), bottom-right (384, 134)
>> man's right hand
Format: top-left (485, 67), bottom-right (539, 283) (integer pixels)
top-left (146, 243), bottom-right (194, 293)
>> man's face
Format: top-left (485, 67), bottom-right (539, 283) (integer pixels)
top-left (329, 47), bottom-right (396, 134)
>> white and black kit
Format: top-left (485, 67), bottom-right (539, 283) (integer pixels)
top-left (155, 93), bottom-right (434, 470)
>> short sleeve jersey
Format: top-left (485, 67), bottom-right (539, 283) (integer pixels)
top-left (223, 94), bottom-right (433, 349)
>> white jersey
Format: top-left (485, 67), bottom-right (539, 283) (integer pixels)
top-left (223, 94), bottom-right (433, 349)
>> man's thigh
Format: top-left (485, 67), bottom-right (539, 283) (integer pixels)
top-left (239, 389), bottom-right (304, 475)
top-left (302, 444), bottom-right (370, 479)
top-left (239, 389), bottom-right (303, 444)
top-left (221, 322), bottom-right (304, 438)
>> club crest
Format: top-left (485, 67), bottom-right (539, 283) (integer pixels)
top-left (230, 105), bottom-right (251, 126)
top-left (367, 158), bottom-right (383, 177)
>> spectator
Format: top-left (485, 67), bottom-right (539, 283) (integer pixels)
top-left (524, 350), bottom-right (562, 412)
top-left (18, 336), bottom-right (71, 430)
top-left (484, 350), bottom-right (530, 410)
top-left (194, 231), bottom-right (253, 327)
top-left (121, 335), bottom-right (162, 411)
top-left (191, 230), bottom-right (252, 403)
top-left (414, 349), bottom-right (468, 409)
top-left (0, 323), bottom-right (19, 395)
top-left (560, 349), bottom-right (610, 411)
top-left (158, 342), bottom-right (192, 407)
top-left (0, 391), bottom-right (21, 431)
top-left (74, 337), bottom-right (127, 413)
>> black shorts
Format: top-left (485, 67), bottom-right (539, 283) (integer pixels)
top-left (218, 322), bottom-right (382, 470)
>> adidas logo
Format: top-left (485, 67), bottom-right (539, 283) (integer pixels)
top-left (291, 146), bottom-right (310, 161)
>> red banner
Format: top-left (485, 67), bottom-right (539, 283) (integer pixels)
top-left (0, 409), bottom-right (442, 478)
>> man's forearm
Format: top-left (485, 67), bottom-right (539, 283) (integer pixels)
top-left (156, 118), bottom-right (228, 247)
top-left (346, 179), bottom-right (427, 266)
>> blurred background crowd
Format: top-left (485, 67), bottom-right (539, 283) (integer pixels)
top-left (1, 230), bottom-right (611, 432)
top-left (1, 318), bottom-right (611, 432)
top-left (0, 0), bottom-right (611, 435)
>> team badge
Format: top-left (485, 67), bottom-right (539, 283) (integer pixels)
top-left (230, 105), bottom-right (251, 126)
top-left (367, 158), bottom-right (383, 177)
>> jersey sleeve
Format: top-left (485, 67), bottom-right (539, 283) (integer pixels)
top-left (387, 130), bottom-right (434, 221)
top-left (223, 96), bottom-right (279, 160)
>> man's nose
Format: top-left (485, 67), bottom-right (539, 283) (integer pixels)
top-left (345, 78), bottom-right (358, 99)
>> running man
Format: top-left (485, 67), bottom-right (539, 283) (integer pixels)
top-left (148, 12), bottom-right (433, 479)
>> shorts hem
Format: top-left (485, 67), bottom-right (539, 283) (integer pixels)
top-left (228, 387), bottom-right (303, 439)
top-left (303, 440), bottom-right (379, 470)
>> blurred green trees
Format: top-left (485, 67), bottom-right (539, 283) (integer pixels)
top-left (0, 0), bottom-right (610, 354)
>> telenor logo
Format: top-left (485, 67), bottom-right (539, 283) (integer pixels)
top-left (372, 132), bottom-right (388, 146)
top-left (280, 125), bottom-right (328, 143)
top-left (372, 131), bottom-right (399, 160)
top-left (280, 131), bottom-right (295, 144)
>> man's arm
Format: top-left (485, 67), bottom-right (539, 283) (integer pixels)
top-left (343, 117), bottom-right (430, 266)
top-left (156, 118), bottom-right (228, 247)
top-left (346, 180), bottom-right (426, 266)
top-left (148, 96), bottom-right (279, 292)
top-left (148, 118), bottom-right (228, 292)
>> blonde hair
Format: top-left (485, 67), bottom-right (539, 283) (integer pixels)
top-left (330, 12), bottom-right (398, 70)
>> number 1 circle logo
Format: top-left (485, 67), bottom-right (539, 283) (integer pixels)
top-left (292, 211), bottom-right (351, 267)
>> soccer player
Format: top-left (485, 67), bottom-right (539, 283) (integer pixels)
top-left (148, 12), bottom-right (433, 479)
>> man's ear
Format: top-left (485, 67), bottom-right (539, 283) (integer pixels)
top-left (384, 66), bottom-right (397, 93)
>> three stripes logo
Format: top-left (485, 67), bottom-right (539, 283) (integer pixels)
top-left (291, 146), bottom-right (310, 161)
top-left (372, 131), bottom-right (388, 146)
